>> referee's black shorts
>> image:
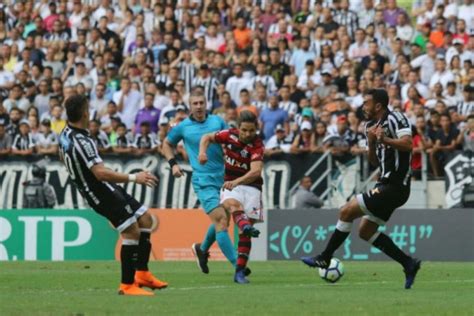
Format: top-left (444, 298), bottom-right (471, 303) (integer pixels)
top-left (356, 183), bottom-right (410, 225)
top-left (94, 186), bottom-right (147, 232)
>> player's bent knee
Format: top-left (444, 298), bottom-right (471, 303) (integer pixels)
top-left (121, 222), bottom-right (141, 240)
top-left (137, 212), bottom-right (153, 229)
top-left (339, 199), bottom-right (362, 222)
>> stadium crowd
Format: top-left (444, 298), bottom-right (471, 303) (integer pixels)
top-left (0, 0), bottom-right (472, 178)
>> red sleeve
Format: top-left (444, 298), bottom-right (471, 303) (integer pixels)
top-left (250, 143), bottom-right (264, 161)
top-left (214, 129), bottom-right (230, 144)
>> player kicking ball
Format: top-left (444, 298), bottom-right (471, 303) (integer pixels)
top-left (59, 95), bottom-right (167, 296)
top-left (198, 111), bottom-right (264, 284)
top-left (301, 89), bottom-right (421, 289)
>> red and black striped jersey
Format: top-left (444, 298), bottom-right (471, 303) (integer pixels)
top-left (214, 128), bottom-right (264, 190)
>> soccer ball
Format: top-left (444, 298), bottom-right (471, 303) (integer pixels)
top-left (318, 258), bottom-right (344, 283)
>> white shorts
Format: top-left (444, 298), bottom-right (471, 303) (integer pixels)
top-left (220, 185), bottom-right (264, 222)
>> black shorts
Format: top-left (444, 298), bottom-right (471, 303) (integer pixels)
top-left (356, 183), bottom-right (410, 225)
top-left (94, 186), bottom-right (147, 232)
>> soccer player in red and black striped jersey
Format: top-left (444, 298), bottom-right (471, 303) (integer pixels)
top-left (198, 111), bottom-right (264, 284)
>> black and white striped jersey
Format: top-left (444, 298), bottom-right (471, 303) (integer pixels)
top-left (132, 133), bottom-right (158, 149)
top-left (178, 61), bottom-right (196, 94)
top-left (192, 76), bottom-right (219, 108)
top-left (366, 111), bottom-right (412, 186)
top-left (59, 125), bottom-right (118, 208)
top-left (12, 133), bottom-right (35, 150)
top-left (456, 101), bottom-right (474, 117)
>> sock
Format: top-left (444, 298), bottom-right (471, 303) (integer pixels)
top-left (321, 220), bottom-right (352, 259)
top-left (136, 228), bottom-right (151, 271)
top-left (236, 234), bottom-right (251, 271)
top-left (200, 224), bottom-right (216, 253)
top-left (216, 230), bottom-right (237, 266)
top-left (370, 232), bottom-right (411, 268)
top-left (120, 239), bottom-right (139, 284)
top-left (232, 211), bottom-right (252, 231)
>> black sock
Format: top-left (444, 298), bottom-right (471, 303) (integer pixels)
top-left (137, 231), bottom-right (151, 271)
top-left (120, 243), bottom-right (138, 284)
top-left (372, 233), bottom-right (411, 268)
top-left (321, 229), bottom-right (350, 259)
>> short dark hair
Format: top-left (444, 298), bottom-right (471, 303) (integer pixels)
top-left (65, 95), bottom-right (88, 123)
top-left (238, 110), bottom-right (258, 127)
top-left (366, 89), bottom-right (389, 108)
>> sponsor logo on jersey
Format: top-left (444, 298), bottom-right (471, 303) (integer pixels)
top-left (225, 156), bottom-right (249, 170)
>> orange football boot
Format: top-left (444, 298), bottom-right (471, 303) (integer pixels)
top-left (118, 283), bottom-right (154, 296)
top-left (135, 271), bottom-right (168, 290)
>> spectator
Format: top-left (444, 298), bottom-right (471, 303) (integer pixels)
top-left (290, 121), bottom-right (314, 154)
top-left (12, 119), bottom-right (35, 156)
top-left (113, 77), bottom-right (142, 129)
top-left (289, 37), bottom-right (316, 77)
top-left (0, 117), bottom-right (12, 155)
top-left (49, 104), bottom-right (66, 135)
top-left (264, 124), bottom-right (293, 156)
top-left (260, 94), bottom-right (289, 142)
top-left (293, 176), bottom-right (324, 209)
top-left (457, 114), bottom-right (474, 152)
top-left (297, 60), bottom-right (322, 92)
top-left (225, 63), bottom-right (252, 105)
top-left (35, 119), bottom-right (58, 156)
top-left (134, 93), bottom-right (161, 135)
top-left (3, 84), bottom-right (30, 112)
top-left (315, 70), bottom-right (337, 101)
top-left (132, 121), bottom-right (159, 155)
top-left (429, 55), bottom-right (455, 89)
top-left (430, 113), bottom-right (459, 177)
top-left (34, 80), bottom-right (51, 118)
top-left (112, 122), bottom-right (133, 154)
top-left (236, 89), bottom-right (258, 116)
top-left (89, 119), bottom-right (110, 154)
top-left (348, 29), bottom-right (369, 63)
top-left (323, 115), bottom-right (354, 160)
top-left (383, 0), bottom-right (407, 28)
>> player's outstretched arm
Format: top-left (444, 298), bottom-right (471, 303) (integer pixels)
top-left (91, 163), bottom-right (158, 187)
top-left (162, 138), bottom-right (184, 177)
top-left (198, 133), bottom-right (216, 165)
top-left (223, 161), bottom-right (263, 190)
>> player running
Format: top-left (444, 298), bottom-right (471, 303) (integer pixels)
top-left (162, 91), bottom-right (238, 273)
top-left (301, 89), bottom-right (421, 289)
top-left (59, 95), bottom-right (167, 296)
top-left (198, 111), bottom-right (264, 284)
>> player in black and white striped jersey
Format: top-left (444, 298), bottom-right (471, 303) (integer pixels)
top-left (192, 64), bottom-right (219, 110)
top-left (59, 95), bottom-right (167, 296)
top-left (302, 89), bottom-right (421, 290)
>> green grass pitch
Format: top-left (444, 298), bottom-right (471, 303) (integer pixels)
top-left (1, 261), bottom-right (473, 315)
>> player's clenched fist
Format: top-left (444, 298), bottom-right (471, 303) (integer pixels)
top-left (172, 165), bottom-right (184, 177)
top-left (367, 125), bottom-right (377, 144)
top-left (135, 171), bottom-right (159, 187)
top-left (198, 152), bottom-right (208, 165)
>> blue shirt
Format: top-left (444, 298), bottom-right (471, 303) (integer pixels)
top-left (259, 107), bottom-right (288, 141)
top-left (289, 49), bottom-right (317, 76)
top-left (167, 115), bottom-right (226, 175)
